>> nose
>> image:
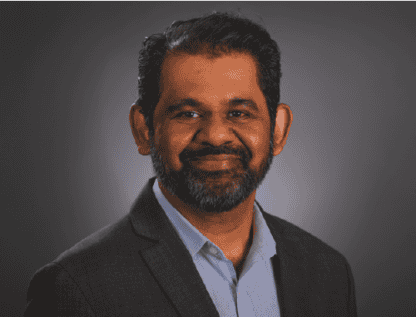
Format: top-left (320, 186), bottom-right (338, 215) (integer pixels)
top-left (194, 115), bottom-right (236, 147)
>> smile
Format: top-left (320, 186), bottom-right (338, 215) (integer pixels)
top-left (188, 155), bottom-right (241, 170)
top-left (191, 154), bottom-right (240, 161)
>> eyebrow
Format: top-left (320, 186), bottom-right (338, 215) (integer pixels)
top-left (165, 97), bottom-right (260, 114)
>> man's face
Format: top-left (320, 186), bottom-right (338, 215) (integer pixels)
top-left (150, 52), bottom-right (274, 213)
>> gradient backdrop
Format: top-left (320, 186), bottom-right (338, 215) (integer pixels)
top-left (1, 2), bottom-right (415, 316)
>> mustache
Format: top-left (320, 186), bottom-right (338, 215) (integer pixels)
top-left (180, 146), bottom-right (251, 163)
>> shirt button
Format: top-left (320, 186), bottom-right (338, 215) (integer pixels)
top-left (209, 246), bottom-right (218, 255)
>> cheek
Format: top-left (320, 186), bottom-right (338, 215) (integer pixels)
top-left (243, 124), bottom-right (270, 162)
top-left (159, 124), bottom-right (194, 167)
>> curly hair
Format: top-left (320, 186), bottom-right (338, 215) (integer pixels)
top-left (136, 11), bottom-right (282, 137)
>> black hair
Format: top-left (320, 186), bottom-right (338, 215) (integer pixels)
top-left (137, 11), bottom-right (282, 137)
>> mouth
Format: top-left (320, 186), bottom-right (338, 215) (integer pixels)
top-left (191, 154), bottom-right (240, 161)
top-left (188, 154), bottom-right (242, 171)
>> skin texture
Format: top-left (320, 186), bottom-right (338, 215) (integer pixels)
top-left (130, 52), bottom-right (292, 273)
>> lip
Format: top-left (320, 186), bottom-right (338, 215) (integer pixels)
top-left (187, 154), bottom-right (242, 171)
top-left (191, 154), bottom-right (240, 161)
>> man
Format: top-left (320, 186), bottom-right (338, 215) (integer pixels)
top-left (25, 12), bottom-right (357, 316)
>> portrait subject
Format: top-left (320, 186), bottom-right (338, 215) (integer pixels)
top-left (24, 11), bottom-right (357, 317)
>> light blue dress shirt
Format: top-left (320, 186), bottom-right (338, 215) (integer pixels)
top-left (153, 178), bottom-right (281, 317)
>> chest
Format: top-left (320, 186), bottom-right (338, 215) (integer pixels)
top-left (193, 253), bottom-right (280, 317)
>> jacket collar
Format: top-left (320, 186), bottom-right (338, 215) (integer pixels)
top-left (257, 203), bottom-right (311, 317)
top-left (129, 177), bottom-right (170, 241)
top-left (129, 177), bottom-right (220, 317)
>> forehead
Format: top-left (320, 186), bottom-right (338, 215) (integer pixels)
top-left (159, 52), bottom-right (262, 101)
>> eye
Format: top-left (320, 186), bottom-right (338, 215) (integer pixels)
top-left (175, 110), bottom-right (250, 120)
top-left (177, 111), bottom-right (200, 118)
top-left (229, 111), bottom-right (249, 118)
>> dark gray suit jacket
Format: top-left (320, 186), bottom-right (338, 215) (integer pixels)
top-left (25, 177), bottom-right (357, 316)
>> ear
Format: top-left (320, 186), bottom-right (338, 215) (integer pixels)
top-left (129, 104), bottom-right (151, 155)
top-left (272, 103), bottom-right (293, 156)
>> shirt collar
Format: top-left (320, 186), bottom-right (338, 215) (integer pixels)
top-left (153, 178), bottom-right (276, 261)
top-left (153, 178), bottom-right (207, 257)
top-left (249, 200), bottom-right (277, 262)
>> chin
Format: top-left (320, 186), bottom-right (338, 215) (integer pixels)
top-left (158, 164), bottom-right (264, 213)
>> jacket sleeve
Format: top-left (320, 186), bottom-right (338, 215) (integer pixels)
top-left (345, 260), bottom-right (358, 317)
top-left (24, 262), bottom-right (95, 317)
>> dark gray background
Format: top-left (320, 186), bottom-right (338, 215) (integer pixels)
top-left (1, 2), bottom-right (415, 316)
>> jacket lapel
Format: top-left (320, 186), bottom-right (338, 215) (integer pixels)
top-left (129, 177), bottom-right (219, 317)
top-left (259, 203), bottom-right (311, 317)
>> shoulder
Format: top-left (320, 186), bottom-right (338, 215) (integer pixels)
top-left (259, 208), bottom-right (357, 315)
top-left (261, 210), bottom-right (355, 297)
top-left (54, 215), bottom-right (134, 266)
top-left (26, 214), bottom-right (155, 316)
top-left (32, 212), bottom-right (153, 289)
top-left (261, 209), bottom-right (349, 266)
top-left (31, 214), bottom-right (137, 279)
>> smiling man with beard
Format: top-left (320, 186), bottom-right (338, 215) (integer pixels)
top-left (25, 12), bottom-right (357, 317)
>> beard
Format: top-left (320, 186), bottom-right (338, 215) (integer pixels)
top-left (149, 134), bottom-right (274, 214)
